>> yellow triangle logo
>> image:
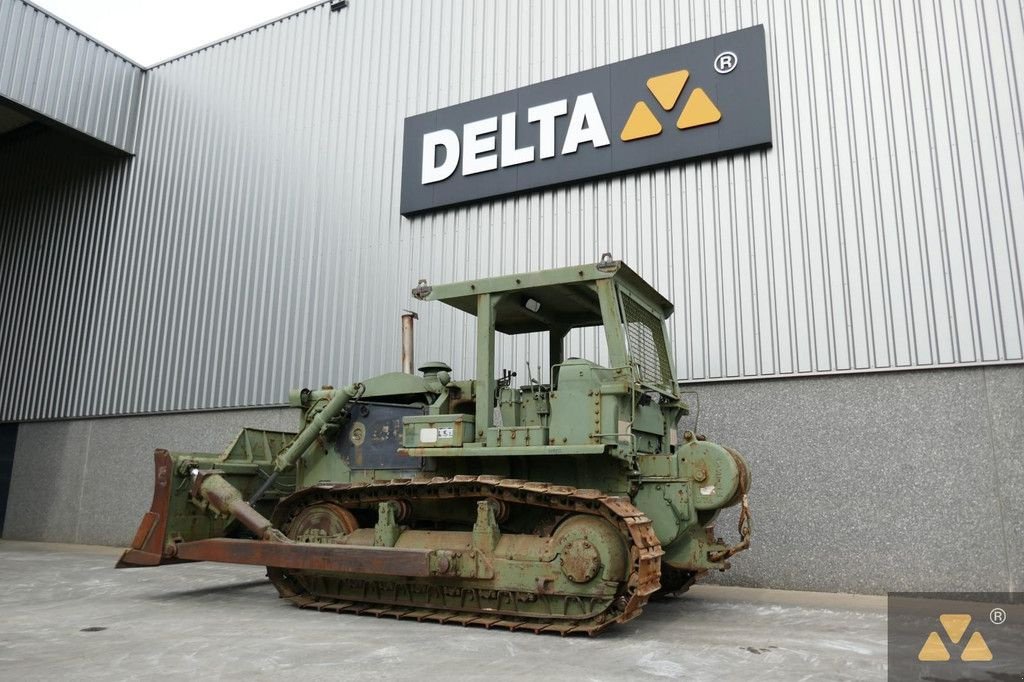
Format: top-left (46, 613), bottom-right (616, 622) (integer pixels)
top-left (918, 631), bottom-right (951, 661)
top-left (939, 614), bottom-right (971, 644)
top-left (620, 101), bottom-right (662, 141)
top-left (619, 69), bottom-right (723, 141)
top-left (646, 69), bottom-right (688, 110)
top-left (677, 88), bottom-right (721, 129)
top-left (918, 613), bottom-right (995, 664)
top-left (960, 631), bottom-right (993, 662)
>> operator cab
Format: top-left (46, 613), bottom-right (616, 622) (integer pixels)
top-left (412, 255), bottom-right (681, 452)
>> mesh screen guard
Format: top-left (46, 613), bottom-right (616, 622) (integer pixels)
top-left (620, 292), bottom-right (672, 387)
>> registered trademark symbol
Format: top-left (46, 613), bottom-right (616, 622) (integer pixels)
top-left (715, 51), bottom-right (738, 74)
top-left (990, 607), bottom-right (1007, 625)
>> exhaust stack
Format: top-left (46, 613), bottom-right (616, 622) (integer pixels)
top-left (401, 311), bottom-right (418, 374)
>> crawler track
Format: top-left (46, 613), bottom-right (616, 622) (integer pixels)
top-left (267, 476), bottom-right (664, 635)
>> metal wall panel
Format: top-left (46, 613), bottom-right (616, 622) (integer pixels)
top-left (0, 0), bottom-right (142, 152)
top-left (1, 0), bottom-right (1023, 421)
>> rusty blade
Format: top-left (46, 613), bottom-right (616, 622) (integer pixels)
top-left (115, 449), bottom-right (175, 568)
top-left (173, 538), bottom-right (432, 577)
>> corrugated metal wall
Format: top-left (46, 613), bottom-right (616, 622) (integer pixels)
top-left (1, 0), bottom-right (1022, 421)
top-left (0, 0), bottom-right (142, 152)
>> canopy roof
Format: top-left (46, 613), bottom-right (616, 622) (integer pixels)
top-left (412, 259), bottom-right (673, 335)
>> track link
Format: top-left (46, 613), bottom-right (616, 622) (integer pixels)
top-left (267, 475), bottom-right (664, 635)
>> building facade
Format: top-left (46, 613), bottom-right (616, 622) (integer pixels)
top-left (1, 0), bottom-right (1022, 594)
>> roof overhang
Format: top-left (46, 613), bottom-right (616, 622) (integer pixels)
top-left (0, 0), bottom-right (143, 155)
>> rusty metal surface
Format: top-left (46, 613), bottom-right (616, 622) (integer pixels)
top-left (173, 538), bottom-right (432, 577)
top-left (194, 472), bottom-right (278, 540)
top-left (708, 447), bottom-right (752, 564)
top-left (266, 476), bottom-right (664, 635)
top-left (285, 502), bottom-right (358, 543)
top-left (401, 312), bottom-right (417, 375)
top-left (115, 450), bottom-right (174, 568)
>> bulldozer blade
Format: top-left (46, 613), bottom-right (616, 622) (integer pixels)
top-left (172, 538), bottom-right (433, 576)
top-left (116, 449), bottom-right (181, 568)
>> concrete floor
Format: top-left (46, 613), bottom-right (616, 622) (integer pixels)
top-left (0, 541), bottom-right (887, 681)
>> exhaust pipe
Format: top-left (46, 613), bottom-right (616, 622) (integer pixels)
top-left (401, 311), bottom-right (418, 374)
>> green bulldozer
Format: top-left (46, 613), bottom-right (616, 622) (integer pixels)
top-left (118, 255), bottom-right (751, 635)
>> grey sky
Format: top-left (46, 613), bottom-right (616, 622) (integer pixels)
top-left (32, 0), bottom-right (316, 67)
